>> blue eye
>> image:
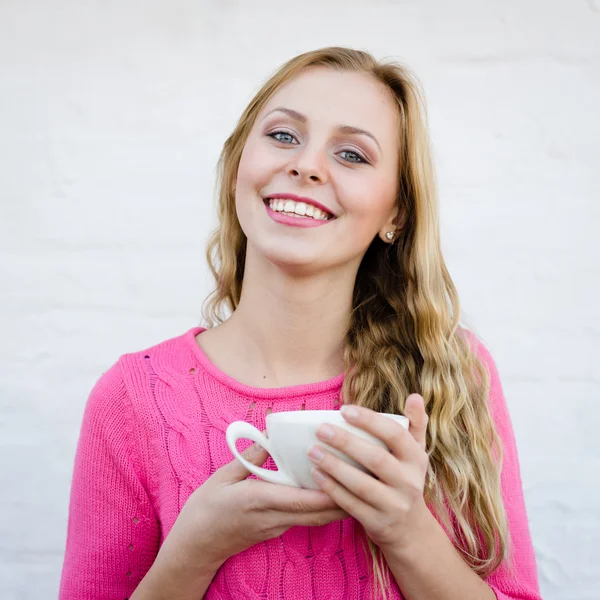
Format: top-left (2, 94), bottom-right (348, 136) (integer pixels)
top-left (267, 130), bottom-right (369, 165)
top-left (339, 150), bottom-right (367, 164)
top-left (267, 130), bottom-right (298, 144)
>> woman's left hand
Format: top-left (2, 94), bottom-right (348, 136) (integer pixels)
top-left (307, 394), bottom-right (431, 553)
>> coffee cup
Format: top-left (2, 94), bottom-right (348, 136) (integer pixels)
top-left (226, 409), bottom-right (409, 489)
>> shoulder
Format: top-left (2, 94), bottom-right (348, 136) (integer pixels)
top-left (458, 326), bottom-right (502, 386)
top-left (117, 326), bottom-right (202, 379)
top-left (87, 326), bottom-right (202, 418)
top-left (457, 326), bottom-right (513, 433)
top-left (458, 325), bottom-right (495, 364)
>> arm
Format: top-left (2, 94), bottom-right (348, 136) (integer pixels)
top-left (381, 505), bottom-right (496, 599)
top-left (384, 334), bottom-right (541, 600)
top-left (381, 338), bottom-right (542, 600)
top-left (308, 333), bottom-right (543, 600)
top-left (478, 339), bottom-right (543, 600)
top-left (59, 360), bottom-right (161, 600)
top-left (129, 542), bottom-right (221, 600)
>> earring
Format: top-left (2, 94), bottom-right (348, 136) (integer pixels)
top-left (385, 231), bottom-right (395, 241)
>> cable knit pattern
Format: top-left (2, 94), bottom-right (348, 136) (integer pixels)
top-left (59, 326), bottom-right (542, 599)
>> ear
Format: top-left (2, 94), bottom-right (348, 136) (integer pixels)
top-left (379, 204), bottom-right (406, 244)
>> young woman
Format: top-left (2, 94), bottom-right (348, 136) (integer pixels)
top-left (59, 47), bottom-right (542, 600)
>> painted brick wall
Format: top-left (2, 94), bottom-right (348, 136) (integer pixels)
top-left (1, 1), bottom-right (598, 598)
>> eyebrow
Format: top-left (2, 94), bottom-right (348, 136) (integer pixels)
top-left (262, 107), bottom-right (382, 154)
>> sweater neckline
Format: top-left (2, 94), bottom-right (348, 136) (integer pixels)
top-left (184, 326), bottom-right (345, 400)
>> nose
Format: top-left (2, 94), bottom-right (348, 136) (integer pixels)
top-left (285, 145), bottom-right (328, 185)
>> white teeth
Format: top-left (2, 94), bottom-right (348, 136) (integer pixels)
top-left (294, 202), bottom-right (307, 216)
top-left (267, 198), bottom-right (331, 221)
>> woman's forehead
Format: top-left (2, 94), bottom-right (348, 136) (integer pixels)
top-left (259, 68), bottom-right (400, 144)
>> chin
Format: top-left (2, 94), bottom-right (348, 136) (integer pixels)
top-left (246, 241), bottom-right (322, 275)
top-left (265, 250), bottom-right (323, 274)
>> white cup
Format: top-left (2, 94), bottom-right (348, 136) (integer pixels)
top-left (226, 409), bottom-right (409, 489)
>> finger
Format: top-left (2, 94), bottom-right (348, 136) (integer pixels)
top-left (337, 405), bottom-right (421, 464)
top-left (280, 507), bottom-right (350, 528)
top-left (311, 426), bottom-right (403, 488)
top-left (404, 394), bottom-right (428, 451)
top-left (257, 483), bottom-right (341, 513)
top-left (283, 507), bottom-right (349, 528)
top-left (218, 442), bottom-right (270, 483)
top-left (309, 468), bottom-right (378, 528)
top-left (308, 444), bottom-right (391, 510)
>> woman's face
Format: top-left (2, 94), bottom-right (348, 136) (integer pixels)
top-left (235, 67), bottom-right (401, 276)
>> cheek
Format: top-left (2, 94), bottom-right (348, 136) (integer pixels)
top-left (235, 142), bottom-right (274, 226)
top-left (236, 141), bottom-right (273, 192)
top-left (341, 177), bottom-right (396, 225)
top-left (235, 149), bottom-right (254, 192)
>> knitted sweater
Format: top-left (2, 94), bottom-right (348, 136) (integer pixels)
top-left (59, 326), bottom-right (542, 599)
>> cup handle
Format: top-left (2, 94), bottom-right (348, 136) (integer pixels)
top-left (226, 421), bottom-right (296, 487)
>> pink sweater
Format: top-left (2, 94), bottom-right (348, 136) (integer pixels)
top-left (59, 326), bottom-right (542, 599)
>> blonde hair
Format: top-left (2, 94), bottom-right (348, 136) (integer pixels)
top-left (201, 47), bottom-right (510, 597)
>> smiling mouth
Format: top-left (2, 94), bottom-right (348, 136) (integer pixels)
top-left (263, 197), bottom-right (335, 221)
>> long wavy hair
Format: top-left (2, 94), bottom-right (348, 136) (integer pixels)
top-left (201, 47), bottom-right (510, 597)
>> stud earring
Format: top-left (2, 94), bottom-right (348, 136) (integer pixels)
top-left (385, 231), bottom-right (395, 241)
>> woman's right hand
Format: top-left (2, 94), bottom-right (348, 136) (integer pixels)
top-left (161, 442), bottom-right (349, 574)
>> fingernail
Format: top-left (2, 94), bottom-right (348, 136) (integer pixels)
top-left (308, 446), bottom-right (324, 462)
top-left (312, 468), bottom-right (325, 483)
top-left (340, 405), bottom-right (359, 420)
top-left (317, 424), bottom-right (334, 440)
top-left (245, 444), bottom-right (260, 458)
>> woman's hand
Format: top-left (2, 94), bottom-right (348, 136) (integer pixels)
top-left (306, 394), bottom-right (430, 554)
top-left (132, 443), bottom-right (349, 599)
top-left (161, 442), bottom-right (349, 572)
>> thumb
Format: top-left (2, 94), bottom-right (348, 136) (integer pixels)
top-left (405, 394), bottom-right (428, 451)
top-left (221, 438), bottom-right (270, 483)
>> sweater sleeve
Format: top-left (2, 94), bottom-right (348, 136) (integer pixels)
top-left (472, 339), bottom-right (543, 600)
top-left (59, 359), bottom-right (161, 600)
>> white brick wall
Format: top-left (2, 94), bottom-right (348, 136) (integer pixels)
top-left (1, 1), bottom-right (598, 598)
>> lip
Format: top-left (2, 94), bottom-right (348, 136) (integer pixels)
top-left (263, 193), bottom-right (335, 218)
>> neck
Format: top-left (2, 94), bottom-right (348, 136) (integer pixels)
top-left (217, 250), bottom-right (358, 387)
